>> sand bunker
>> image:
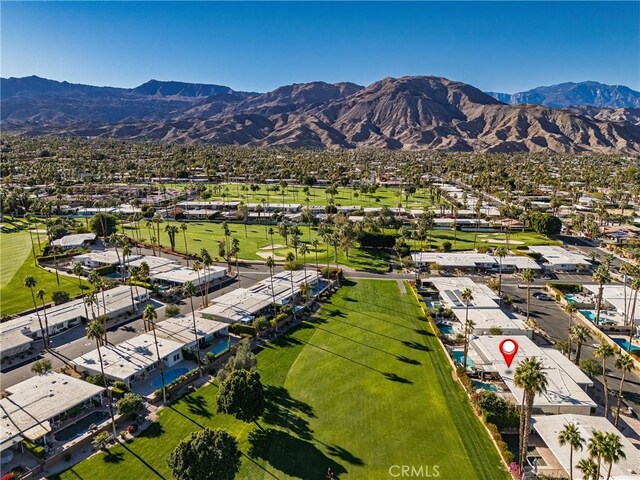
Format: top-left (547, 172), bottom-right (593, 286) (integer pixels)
top-left (260, 244), bottom-right (285, 250)
top-left (482, 239), bottom-right (525, 245)
top-left (256, 251), bottom-right (285, 261)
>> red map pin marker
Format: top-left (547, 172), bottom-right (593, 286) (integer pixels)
top-left (499, 338), bottom-right (519, 368)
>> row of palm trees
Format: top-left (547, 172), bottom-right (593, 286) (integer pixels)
top-left (558, 421), bottom-right (626, 480)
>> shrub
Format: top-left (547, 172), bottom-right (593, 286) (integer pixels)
top-left (85, 374), bottom-right (106, 386)
top-left (580, 358), bottom-right (601, 378)
top-left (31, 359), bottom-right (52, 375)
top-left (455, 365), bottom-right (473, 393)
top-left (549, 283), bottom-right (583, 293)
top-left (111, 387), bottom-right (126, 399)
top-left (165, 304), bottom-right (181, 318)
top-left (89, 213), bottom-right (117, 237)
top-left (51, 290), bottom-right (71, 305)
top-left (92, 431), bottom-right (112, 451)
top-left (22, 439), bottom-right (45, 458)
top-left (441, 241), bottom-right (452, 252)
top-left (117, 392), bottom-right (144, 416)
top-left (488, 327), bottom-right (503, 335)
top-left (112, 380), bottom-right (129, 392)
top-left (357, 231), bottom-right (396, 248)
top-left (252, 315), bottom-right (270, 332)
top-left (94, 264), bottom-right (117, 276)
top-left (229, 324), bottom-right (256, 336)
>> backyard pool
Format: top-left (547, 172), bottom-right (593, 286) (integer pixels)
top-left (613, 338), bottom-right (640, 353)
top-left (565, 295), bottom-right (577, 302)
top-left (580, 310), bottom-right (605, 324)
top-left (153, 367), bottom-right (190, 389)
top-left (438, 324), bottom-right (454, 335)
top-left (472, 381), bottom-right (498, 392)
top-left (451, 350), bottom-right (475, 368)
top-left (210, 336), bottom-right (239, 355)
top-left (54, 411), bottom-right (109, 442)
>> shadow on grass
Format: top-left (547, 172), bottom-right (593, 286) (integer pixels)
top-left (168, 405), bottom-right (206, 429)
top-left (248, 428), bottom-right (346, 479)
top-left (402, 341), bottom-right (431, 352)
top-left (263, 385), bottom-right (315, 440)
top-left (184, 393), bottom-right (212, 419)
top-left (325, 444), bottom-right (365, 466)
top-left (138, 421), bottom-right (165, 438)
top-left (383, 372), bottom-right (413, 384)
top-left (102, 450), bottom-right (125, 463)
top-left (396, 355), bottom-right (421, 365)
top-left (120, 441), bottom-right (168, 479)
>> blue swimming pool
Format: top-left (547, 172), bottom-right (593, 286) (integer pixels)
top-left (565, 295), bottom-right (577, 302)
top-left (438, 324), bottom-right (454, 335)
top-left (153, 367), bottom-right (190, 389)
top-left (613, 338), bottom-right (640, 352)
top-left (579, 310), bottom-right (606, 324)
top-left (54, 411), bottom-right (109, 442)
top-left (472, 381), bottom-right (498, 392)
top-left (210, 336), bottom-right (239, 356)
top-left (451, 350), bottom-right (475, 368)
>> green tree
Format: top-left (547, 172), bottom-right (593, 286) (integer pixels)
top-left (216, 369), bottom-right (265, 426)
top-left (564, 302), bottom-right (578, 361)
top-left (576, 457), bottom-right (598, 480)
top-left (86, 319), bottom-right (117, 439)
top-left (602, 432), bottom-right (626, 480)
top-left (51, 289), bottom-right (70, 305)
top-left (614, 354), bottom-right (634, 427)
top-left (558, 422), bottom-right (584, 480)
top-left (116, 392), bottom-right (143, 416)
top-left (167, 428), bottom-right (241, 480)
top-left (31, 358), bottom-right (52, 375)
top-left (182, 281), bottom-right (202, 376)
top-left (89, 213), bottom-right (117, 237)
top-left (461, 288), bottom-right (474, 369)
top-left (521, 268), bottom-right (535, 324)
top-left (24, 275), bottom-right (46, 347)
top-left (143, 304), bottom-right (167, 403)
top-left (592, 265), bottom-right (612, 327)
top-left (494, 246), bottom-right (508, 299)
top-left (571, 324), bottom-right (592, 365)
top-left (216, 340), bottom-right (257, 382)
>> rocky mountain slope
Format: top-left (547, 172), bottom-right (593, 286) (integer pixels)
top-left (2, 75), bottom-right (639, 152)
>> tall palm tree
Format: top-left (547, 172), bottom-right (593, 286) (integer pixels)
top-left (593, 265), bottom-right (612, 327)
top-left (521, 268), bottom-right (535, 324)
top-left (587, 430), bottom-right (607, 480)
top-left (24, 276), bottom-right (46, 345)
top-left (603, 432), bottom-right (626, 480)
top-left (461, 288), bottom-right (474, 369)
top-left (192, 260), bottom-right (204, 298)
top-left (268, 227), bottom-right (275, 256)
top-left (312, 238), bottom-right (320, 283)
top-left (558, 422), bottom-right (584, 480)
top-left (285, 252), bottom-right (297, 318)
top-left (265, 256), bottom-right (278, 326)
top-left (594, 342), bottom-right (615, 419)
top-left (299, 243), bottom-right (310, 281)
top-left (72, 261), bottom-right (90, 320)
top-left (514, 356), bottom-right (549, 471)
top-left (494, 246), bottom-right (508, 300)
top-left (613, 354), bottom-right (634, 427)
top-left (35, 289), bottom-right (51, 348)
top-left (564, 302), bottom-right (578, 361)
top-left (143, 304), bottom-right (166, 403)
top-left (627, 277), bottom-right (640, 351)
top-left (200, 249), bottom-right (213, 307)
top-left (182, 281), bottom-right (202, 376)
top-left (576, 457), bottom-right (598, 480)
top-left (180, 222), bottom-right (189, 266)
top-left (571, 324), bottom-right (592, 365)
top-left (86, 319), bottom-right (117, 439)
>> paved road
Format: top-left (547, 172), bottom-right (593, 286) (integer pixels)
top-left (0, 264), bottom-right (273, 389)
top-left (501, 282), bottom-right (640, 413)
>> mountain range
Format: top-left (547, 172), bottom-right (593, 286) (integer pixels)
top-left (2, 75), bottom-right (640, 153)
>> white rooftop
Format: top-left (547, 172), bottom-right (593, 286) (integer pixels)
top-left (470, 335), bottom-right (596, 410)
top-left (154, 314), bottom-right (228, 344)
top-left (529, 246), bottom-right (592, 267)
top-left (427, 277), bottom-right (501, 309)
top-left (0, 372), bottom-right (104, 450)
top-left (451, 308), bottom-right (527, 333)
top-left (74, 250), bottom-right (142, 266)
top-left (151, 265), bottom-right (226, 284)
top-left (532, 414), bottom-right (640, 480)
top-left (74, 333), bottom-right (183, 381)
top-left (201, 288), bottom-right (274, 323)
top-left (51, 233), bottom-right (96, 248)
top-left (583, 284), bottom-right (640, 321)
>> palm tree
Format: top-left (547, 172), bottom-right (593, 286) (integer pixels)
top-left (180, 222), bottom-right (189, 265)
top-left (627, 277), bottom-right (640, 351)
top-left (143, 304), bottom-right (166, 403)
top-left (602, 432), bottom-right (626, 480)
top-left (285, 252), bottom-right (297, 318)
top-left (461, 288), bottom-right (474, 369)
top-left (72, 261), bottom-right (90, 320)
top-left (24, 276), bottom-right (46, 345)
top-left (494, 246), bottom-right (508, 300)
top-left (192, 260), bottom-right (204, 298)
top-left (593, 265), bottom-right (612, 327)
top-left (564, 302), bottom-right (578, 361)
top-left (299, 243), bottom-right (310, 281)
top-left (514, 356), bottom-right (549, 471)
top-left (86, 319), bottom-right (117, 439)
top-left (614, 354), bottom-right (634, 427)
top-left (268, 227), bottom-right (275, 256)
top-left (312, 238), bottom-right (320, 283)
top-left (571, 324), bottom-right (592, 365)
top-left (587, 430), bottom-right (607, 479)
top-left (576, 457), bottom-right (598, 480)
top-left (182, 281), bottom-right (202, 376)
top-left (558, 422), bottom-right (584, 480)
top-left (35, 289), bottom-right (51, 348)
top-left (594, 342), bottom-right (615, 419)
top-left (265, 256), bottom-right (278, 326)
top-left (521, 268), bottom-right (535, 324)
top-left (200, 249), bottom-right (213, 307)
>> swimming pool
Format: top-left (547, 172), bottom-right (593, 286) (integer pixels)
top-left (153, 367), bottom-right (190, 389)
top-left (211, 336), bottom-right (239, 356)
top-left (438, 324), bottom-right (454, 335)
top-left (565, 295), bottom-right (577, 302)
top-left (451, 350), bottom-right (475, 368)
top-left (613, 338), bottom-right (640, 352)
top-left (579, 310), bottom-right (606, 324)
top-left (55, 411), bottom-right (109, 442)
top-left (472, 381), bottom-right (498, 392)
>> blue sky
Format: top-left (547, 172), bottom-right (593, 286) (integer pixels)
top-left (2, 2), bottom-right (639, 93)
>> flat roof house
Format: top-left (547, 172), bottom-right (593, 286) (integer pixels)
top-left (73, 333), bottom-right (185, 388)
top-left (528, 246), bottom-right (592, 272)
top-left (74, 250), bottom-right (142, 269)
top-left (51, 233), bottom-right (97, 250)
top-left (0, 372), bottom-right (104, 451)
top-left (469, 335), bottom-right (596, 415)
top-left (532, 414), bottom-right (640, 479)
top-left (583, 284), bottom-right (640, 322)
top-left (200, 289), bottom-right (274, 324)
top-left (154, 314), bottom-right (229, 349)
top-left (150, 265), bottom-right (226, 288)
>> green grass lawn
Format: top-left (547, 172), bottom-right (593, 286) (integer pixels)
top-left (153, 182), bottom-right (437, 209)
top-left (0, 225), bottom-right (86, 317)
top-left (51, 280), bottom-right (507, 480)
top-left (132, 220), bottom-right (391, 272)
top-left (422, 229), bottom-right (559, 251)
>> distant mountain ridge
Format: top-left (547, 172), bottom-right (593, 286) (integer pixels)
top-left (2, 75), bottom-right (640, 153)
top-left (487, 81), bottom-right (640, 109)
